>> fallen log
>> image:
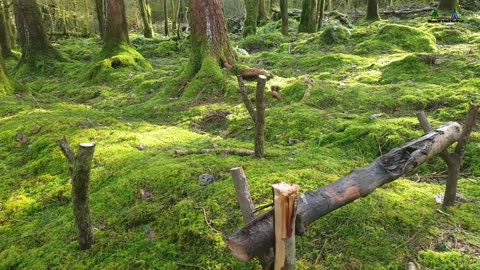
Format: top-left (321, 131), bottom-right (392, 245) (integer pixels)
top-left (174, 148), bottom-right (255, 157)
top-left (226, 122), bottom-right (463, 262)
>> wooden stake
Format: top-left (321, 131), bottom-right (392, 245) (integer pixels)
top-left (58, 138), bottom-right (95, 250)
top-left (273, 183), bottom-right (300, 270)
top-left (255, 75), bottom-right (267, 158)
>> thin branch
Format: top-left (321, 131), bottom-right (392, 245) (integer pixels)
top-left (454, 104), bottom-right (480, 158)
top-left (416, 111), bottom-right (451, 163)
top-left (195, 207), bottom-right (222, 234)
top-left (58, 136), bottom-right (75, 165)
top-left (237, 75), bottom-right (257, 123)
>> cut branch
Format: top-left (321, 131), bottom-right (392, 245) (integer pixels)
top-left (174, 148), bottom-right (255, 157)
top-left (255, 75), bottom-right (267, 158)
top-left (226, 122), bottom-right (463, 261)
top-left (230, 167), bottom-right (256, 223)
top-left (237, 75), bottom-right (257, 123)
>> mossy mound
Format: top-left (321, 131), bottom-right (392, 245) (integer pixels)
top-left (319, 24), bottom-right (352, 45)
top-left (259, 18), bottom-right (300, 35)
top-left (425, 25), bottom-right (470, 44)
top-left (418, 250), bottom-right (480, 269)
top-left (238, 32), bottom-right (287, 52)
top-left (355, 24), bottom-right (437, 54)
top-left (380, 54), bottom-right (429, 83)
top-left (133, 38), bottom-right (179, 58)
top-left (86, 44), bottom-right (152, 82)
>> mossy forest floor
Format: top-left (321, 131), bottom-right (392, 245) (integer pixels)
top-left (1, 13), bottom-right (480, 270)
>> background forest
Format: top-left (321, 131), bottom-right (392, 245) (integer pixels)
top-left (1, 0), bottom-right (480, 269)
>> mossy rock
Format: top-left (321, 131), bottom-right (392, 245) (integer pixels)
top-left (86, 44), bottom-right (152, 82)
top-left (355, 24), bottom-right (437, 54)
top-left (319, 24), bottom-right (351, 45)
top-left (380, 54), bottom-right (429, 84)
top-left (238, 32), bottom-right (287, 52)
top-left (425, 25), bottom-right (470, 44)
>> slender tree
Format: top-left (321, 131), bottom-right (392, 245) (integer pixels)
top-left (138, 0), bottom-right (153, 38)
top-left (317, 0), bottom-right (325, 30)
top-left (104, 0), bottom-right (129, 48)
top-left (299, 0), bottom-right (317, 33)
top-left (1, 0), bottom-right (15, 49)
top-left (163, 0), bottom-right (168, 36)
top-left (12, 0), bottom-right (64, 67)
top-left (0, 1), bottom-right (12, 57)
top-left (188, 0), bottom-right (235, 77)
top-left (280, 0), bottom-right (288, 35)
top-left (244, 0), bottom-right (258, 37)
top-left (365, 0), bottom-right (380, 21)
top-left (176, 0), bottom-right (184, 39)
top-left (95, 0), bottom-right (105, 39)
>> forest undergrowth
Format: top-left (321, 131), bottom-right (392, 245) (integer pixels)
top-left (1, 13), bottom-right (480, 269)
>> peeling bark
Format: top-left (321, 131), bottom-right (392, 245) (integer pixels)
top-left (226, 122), bottom-right (463, 261)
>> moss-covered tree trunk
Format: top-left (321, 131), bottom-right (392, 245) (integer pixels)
top-left (258, 0), bottom-right (268, 23)
top-left (244, 0), bottom-right (258, 37)
top-left (176, 0), bottom-right (184, 39)
top-left (299, 0), bottom-right (317, 33)
top-left (0, 2), bottom-right (12, 57)
top-left (138, 0), bottom-right (153, 38)
top-left (188, 0), bottom-right (235, 77)
top-left (280, 0), bottom-right (288, 35)
top-left (438, 0), bottom-right (458, 15)
top-left (1, 0), bottom-right (15, 49)
top-left (104, 0), bottom-right (129, 48)
top-left (0, 53), bottom-right (12, 94)
top-left (95, 0), bottom-right (105, 39)
top-left (163, 0), bottom-right (168, 36)
top-left (365, 0), bottom-right (381, 21)
top-left (317, 0), bottom-right (325, 30)
top-left (12, 0), bottom-right (63, 67)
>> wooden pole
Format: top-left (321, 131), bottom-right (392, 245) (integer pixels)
top-left (58, 138), bottom-right (95, 250)
top-left (226, 122), bottom-right (464, 261)
top-left (255, 75), bottom-right (267, 158)
top-left (230, 167), bottom-right (274, 269)
top-left (273, 183), bottom-right (299, 270)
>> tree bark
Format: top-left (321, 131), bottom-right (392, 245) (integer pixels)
top-left (188, 0), bottom-right (235, 77)
top-left (138, 0), bottom-right (153, 38)
top-left (0, 1), bottom-right (12, 57)
top-left (58, 139), bottom-right (96, 250)
top-left (317, 0), bottom-right (325, 30)
top-left (226, 122), bottom-right (464, 262)
top-left (258, 0), bottom-right (268, 23)
top-left (244, 0), bottom-right (259, 37)
top-left (95, 0), bottom-right (105, 39)
top-left (255, 75), bottom-right (267, 158)
top-left (176, 0), bottom-right (184, 39)
top-left (299, 0), bottom-right (317, 33)
top-left (231, 167), bottom-right (256, 224)
top-left (104, 0), bottom-right (130, 48)
top-left (12, 0), bottom-right (63, 66)
top-left (0, 53), bottom-right (12, 94)
top-left (163, 0), bottom-right (168, 36)
top-left (366, 0), bottom-right (381, 21)
top-left (280, 0), bottom-right (288, 35)
top-left (1, 0), bottom-right (15, 49)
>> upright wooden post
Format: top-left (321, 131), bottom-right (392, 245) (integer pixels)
top-left (58, 138), bottom-right (95, 250)
top-left (255, 75), bottom-right (267, 158)
top-left (272, 183), bottom-right (300, 270)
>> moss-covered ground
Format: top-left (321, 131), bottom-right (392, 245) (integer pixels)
top-left (1, 13), bottom-right (480, 269)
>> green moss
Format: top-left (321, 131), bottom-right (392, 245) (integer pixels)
top-left (424, 24), bottom-right (470, 44)
top-left (319, 24), bottom-right (351, 44)
top-left (238, 32), bottom-right (287, 52)
top-left (418, 250), bottom-right (480, 269)
top-left (380, 54), bottom-right (429, 83)
top-left (355, 24), bottom-right (437, 54)
top-left (133, 38), bottom-right (179, 58)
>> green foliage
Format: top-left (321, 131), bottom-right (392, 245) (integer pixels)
top-left (355, 24), bottom-right (437, 54)
top-left (418, 250), bottom-right (480, 269)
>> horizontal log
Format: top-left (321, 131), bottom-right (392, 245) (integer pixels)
top-left (226, 122), bottom-right (463, 262)
top-left (174, 148), bottom-right (255, 157)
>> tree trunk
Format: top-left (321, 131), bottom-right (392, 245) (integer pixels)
top-left (187, 0), bottom-right (235, 77)
top-left (244, 0), bottom-right (258, 37)
top-left (299, 0), bottom-right (317, 33)
top-left (366, 0), bottom-right (381, 21)
top-left (104, 0), bottom-right (129, 48)
top-left (226, 122), bottom-right (464, 262)
top-left (138, 0), bottom-right (153, 38)
top-left (176, 0), bottom-right (184, 39)
top-left (0, 53), bottom-right (12, 94)
top-left (258, 0), bottom-right (268, 23)
top-left (12, 0), bottom-right (63, 66)
top-left (171, 0), bottom-right (178, 35)
top-left (95, 0), bottom-right (105, 39)
top-left (254, 75), bottom-right (266, 158)
top-left (438, 0), bottom-right (458, 15)
top-left (1, 0), bottom-right (15, 49)
top-left (82, 0), bottom-right (89, 36)
top-left (58, 139), bottom-right (95, 250)
top-left (280, 0), bottom-right (288, 35)
top-left (0, 1), bottom-right (12, 57)
top-left (317, 0), bottom-right (325, 30)
top-left (163, 0), bottom-right (168, 36)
